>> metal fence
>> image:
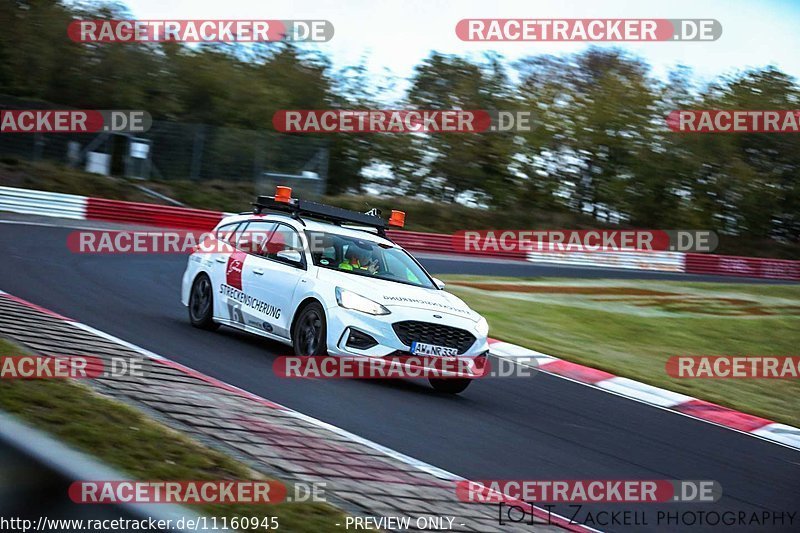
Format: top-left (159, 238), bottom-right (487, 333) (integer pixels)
top-left (0, 95), bottom-right (328, 196)
top-left (0, 411), bottom-right (201, 531)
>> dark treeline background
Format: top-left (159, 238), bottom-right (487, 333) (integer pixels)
top-left (1, 1), bottom-right (798, 253)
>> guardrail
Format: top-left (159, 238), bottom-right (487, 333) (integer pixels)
top-left (388, 230), bottom-right (528, 260)
top-left (0, 185), bottom-right (87, 219)
top-left (86, 197), bottom-right (224, 230)
top-left (0, 410), bottom-right (201, 531)
top-left (0, 185), bottom-right (797, 280)
top-left (686, 253), bottom-right (800, 280)
top-left (525, 249), bottom-right (685, 272)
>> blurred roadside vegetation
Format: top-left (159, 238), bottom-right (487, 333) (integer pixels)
top-left (2, 158), bottom-right (798, 258)
top-left (0, 338), bottom-right (346, 532)
top-left (0, 1), bottom-right (798, 257)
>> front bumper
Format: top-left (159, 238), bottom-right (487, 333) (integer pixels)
top-left (324, 304), bottom-right (489, 358)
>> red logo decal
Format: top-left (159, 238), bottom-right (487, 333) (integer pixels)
top-left (226, 251), bottom-right (246, 289)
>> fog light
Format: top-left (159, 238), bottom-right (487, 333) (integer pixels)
top-left (346, 329), bottom-right (378, 349)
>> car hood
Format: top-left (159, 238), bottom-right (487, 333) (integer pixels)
top-left (317, 268), bottom-right (479, 321)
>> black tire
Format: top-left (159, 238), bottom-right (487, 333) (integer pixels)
top-left (292, 302), bottom-right (328, 356)
top-left (188, 274), bottom-right (219, 331)
top-left (429, 377), bottom-right (471, 394)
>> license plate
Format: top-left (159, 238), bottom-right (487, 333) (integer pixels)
top-left (410, 341), bottom-right (459, 357)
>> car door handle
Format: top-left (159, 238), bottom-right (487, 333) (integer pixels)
top-left (253, 268), bottom-right (264, 275)
top-left (215, 256), bottom-right (226, 263)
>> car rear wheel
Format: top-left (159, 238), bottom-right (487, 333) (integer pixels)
top-left (429, 378), bottom-right (471, 394)
top-left (293, 302), bottom-right (328, 356)
top-left (189, 274), bottom-right (219, 331)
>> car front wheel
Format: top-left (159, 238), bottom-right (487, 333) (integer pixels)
top-left (292, 302), bottom-right (328, 356)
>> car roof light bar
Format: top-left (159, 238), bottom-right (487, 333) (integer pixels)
top-left (252, 187), bottom-right (389, 236)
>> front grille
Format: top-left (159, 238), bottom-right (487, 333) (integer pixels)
top-left (392, 321), bottom-right (476, 354)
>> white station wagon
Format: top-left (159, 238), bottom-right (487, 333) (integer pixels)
top-left (181, 187), bottom-right (489, 393)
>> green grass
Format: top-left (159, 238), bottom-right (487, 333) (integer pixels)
top-left (442, 276), bottom-right (800, 427)
top-left (0, 339), bottom-right (346, 532)
top-left (0, 160), bottom-right (155, 202)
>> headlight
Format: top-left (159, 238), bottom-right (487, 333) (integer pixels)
top-left (335, 287), bottom-right (391, 315)
top-left (475, 316), bottom-right (489, 337)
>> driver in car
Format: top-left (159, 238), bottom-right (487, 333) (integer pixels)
top-left (339, 246), bottom-right (379, 274)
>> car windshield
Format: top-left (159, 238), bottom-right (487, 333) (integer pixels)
top-left (306, 231), bottom-right (436, 289)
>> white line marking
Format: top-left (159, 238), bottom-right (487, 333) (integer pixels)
top-left (596, 376), bottom-right (694, 408)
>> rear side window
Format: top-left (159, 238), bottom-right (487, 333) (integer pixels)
top-left (216, 222), bottom-right (242, 245)
top-left (239, 221), bottom-right (277, 256)
top-left (228, 222), bottom-right (250, 249)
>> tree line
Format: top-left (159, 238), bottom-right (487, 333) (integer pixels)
top-left (1, 1), bottom-right (798, 250)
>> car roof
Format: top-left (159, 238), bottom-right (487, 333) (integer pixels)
top-left (218, 213), bottom-right (397, 247)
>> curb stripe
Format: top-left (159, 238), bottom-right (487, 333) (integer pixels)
top-left (537, 359), bottom-right (616, 384)
top-left (596, 377), bottom-right (692, 408)
top-left (752, 423), bottom-right (800, 449)
top-left (487, 336), bottom-right (799, 451)
top-left (672, 399), bottom-right (773, 432)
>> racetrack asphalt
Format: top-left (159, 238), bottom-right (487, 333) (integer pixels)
top-left (1, 219), bottom-right (799, 531)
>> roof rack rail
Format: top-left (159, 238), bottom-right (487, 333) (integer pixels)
top-left (252, 192), bottom-right (389, 237)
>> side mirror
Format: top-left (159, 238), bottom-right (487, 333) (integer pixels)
top-left (276, 249), bottom-right (303, 265)
top-left (432, 277), bottom-right (446, 290)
